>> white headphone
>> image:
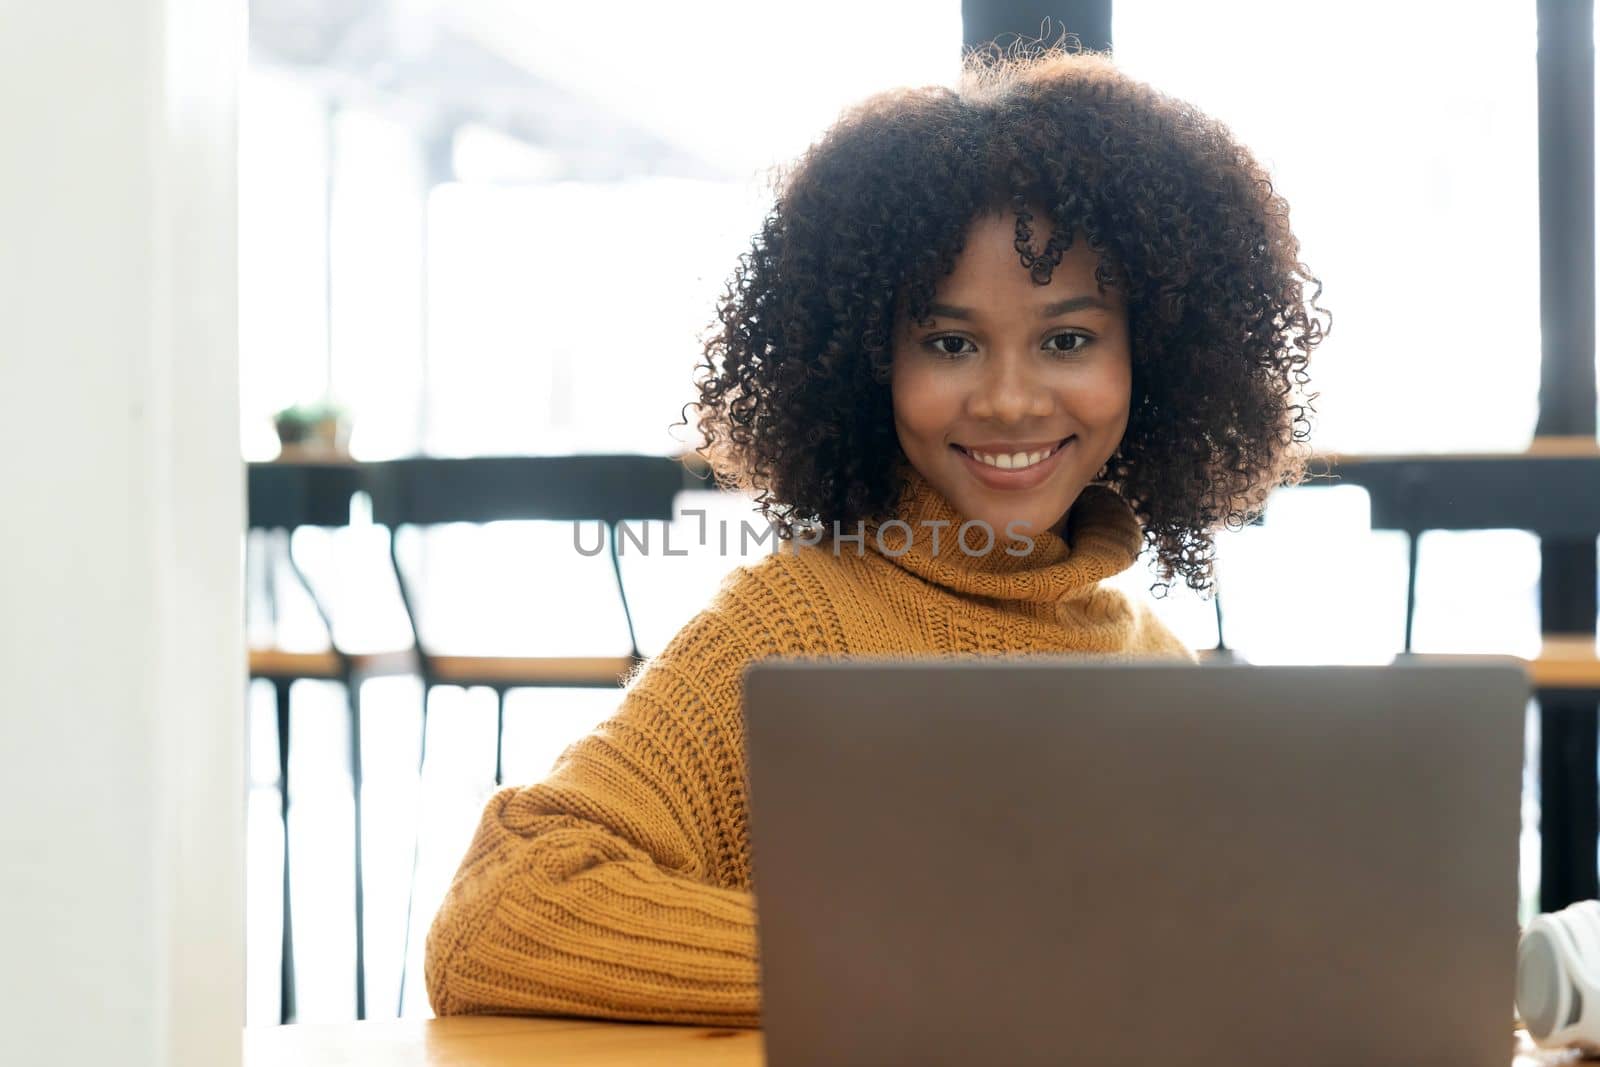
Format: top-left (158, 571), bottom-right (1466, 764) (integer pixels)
top-left (1517, 900), bottom-right (1600, 1051)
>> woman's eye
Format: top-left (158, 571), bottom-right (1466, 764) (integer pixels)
top-left (1045, 332), bottom-right (1090, 355)
top-left (926, 336), bottom-right (974, 358)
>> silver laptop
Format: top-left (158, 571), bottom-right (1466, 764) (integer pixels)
top-left (743, 659), bottom-right (1528, 1067)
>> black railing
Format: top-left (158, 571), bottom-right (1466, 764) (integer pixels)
top-left (248, 446), bottom-right (1600, 1022)
top-left (246, 454), bottom-right (692, 1023)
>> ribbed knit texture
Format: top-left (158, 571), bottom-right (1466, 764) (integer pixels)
top-left (424, 467), bottom-right (1195, 1026)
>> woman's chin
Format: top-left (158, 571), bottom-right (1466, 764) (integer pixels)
top-left (961, 508), bottom-right (1062, 547)
top-left (928, 469), bottom-right (1077, 544)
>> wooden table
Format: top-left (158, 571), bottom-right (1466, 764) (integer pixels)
top-left (244, 1017), bottom-right (1591, 1065)
top-left (246, 1016), bottom-right (764, 1066)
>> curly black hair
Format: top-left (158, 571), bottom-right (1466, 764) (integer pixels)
top-left (688, 46), bottom-right (1329, 594)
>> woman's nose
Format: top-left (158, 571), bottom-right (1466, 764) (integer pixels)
top-left (966, 352), bottom-right (1054, 423)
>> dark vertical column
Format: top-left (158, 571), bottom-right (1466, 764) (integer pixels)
top-left (494, 687), bottom-right (507, 788)
top-left (961, 0), bottom-right (1112, 54)
top-left (1536, 0), bottom-right (1600, 912)
top-left (276, 679), bottom-right (296, 1024)
top-left (348, 677), bottom-right (366, 1019)
top-left (1404, 531), bottom-right (1421, 653)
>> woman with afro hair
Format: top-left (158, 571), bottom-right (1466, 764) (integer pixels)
top-left (426, 46), bottom-right (1328, 1027)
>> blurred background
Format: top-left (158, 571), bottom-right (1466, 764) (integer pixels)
top-left (236, 0), bottom-right (1596, 1029)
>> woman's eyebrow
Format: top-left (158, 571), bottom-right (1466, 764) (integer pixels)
top-left (928, 295), bottom-right (1111, 320)
top-left (1040, 295), bottom-right (1112, 316)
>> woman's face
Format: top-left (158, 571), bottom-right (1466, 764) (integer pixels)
top-left (890, 212), bottom-right (1133, 543)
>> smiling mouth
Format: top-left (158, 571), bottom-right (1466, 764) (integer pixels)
top-left (950, 437), bottom-right (1073, 472)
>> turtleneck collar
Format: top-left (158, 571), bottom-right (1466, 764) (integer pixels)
top-left (861, 462), bottom-right (1145, 604)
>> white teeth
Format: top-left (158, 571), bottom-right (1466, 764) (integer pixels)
top-left (967, 443), bottom-right (1059, 470)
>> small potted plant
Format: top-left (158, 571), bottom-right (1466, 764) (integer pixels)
top-left (272, 401), bottom-right (352, 460)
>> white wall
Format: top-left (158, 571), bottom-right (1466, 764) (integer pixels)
top-left (0, 1), bottom-right (246, 1065)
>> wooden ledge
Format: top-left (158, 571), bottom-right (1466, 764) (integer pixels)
top-left (247, 647), bottom-right (415, 681)
top-left (247, 648), bottom-right (638, 689)
top-left (251, 644), bottom-right (1597, 691)
top-left (1529, 636), bottom-right (1600, 690)
top-left (1201, 639), bottom-right (1599, 691)
top-left (1318, 435), bottom-right (1600, 466)
top-left (430, 654), bottom-right (639, 688)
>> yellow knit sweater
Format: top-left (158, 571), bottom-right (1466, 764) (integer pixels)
top-left (423, 467), bottom-right (1195, 1026)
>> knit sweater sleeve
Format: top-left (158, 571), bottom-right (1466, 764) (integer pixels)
top-left (423, 593), bottom-right (770, 1027)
